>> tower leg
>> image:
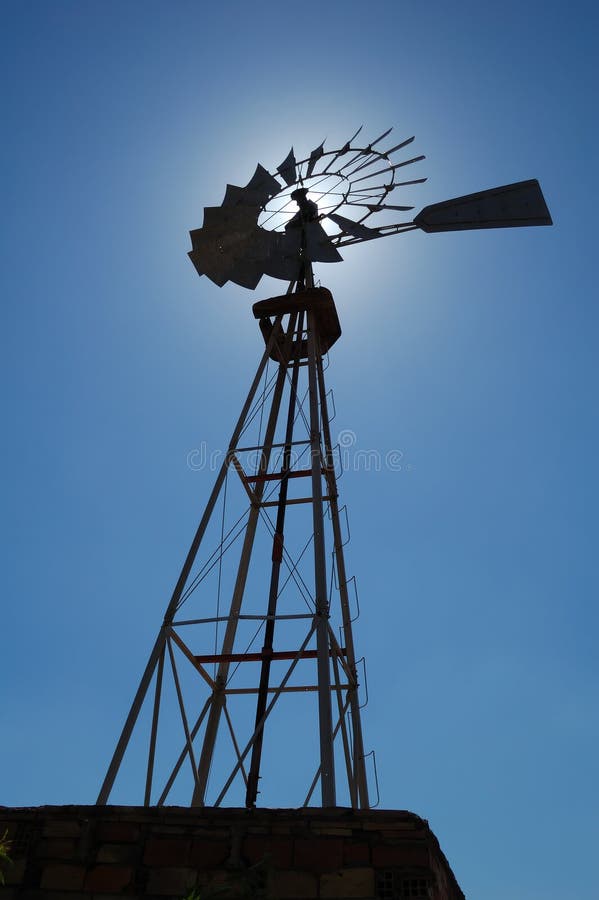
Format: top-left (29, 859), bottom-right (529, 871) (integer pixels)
top-left (97, 318), bottom-right (285, 806)
top-left (307, 307), bottom-right (336, 807)
top-left (192, 316), bottom-right (299, 806)
top-left (316, 355), bottom-right (370, 808)
top-left (245, 312), bottom-right (305, 808)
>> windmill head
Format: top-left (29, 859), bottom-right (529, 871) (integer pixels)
top-left (188, 131), bottom-right (552, 291)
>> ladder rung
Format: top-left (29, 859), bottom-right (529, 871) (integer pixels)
top-left (245, 468), bottom-right (311, 484)
top-left (261, 495), bottom-right (331, 508)
top-left (194, 647), bottom-right (347, 664)
top-left (225, 684), bottom-right (350, 694)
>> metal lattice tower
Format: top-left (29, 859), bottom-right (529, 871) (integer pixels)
top-left (98, 128), bottom-right (551, 809)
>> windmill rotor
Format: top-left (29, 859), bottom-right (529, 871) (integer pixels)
top-left (188, 127), bottom-right (427, 289)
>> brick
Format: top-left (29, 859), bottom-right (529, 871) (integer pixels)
top-left (189, 838), bottom-right (230, 869)
top-left (311, 827), bottom-right (353, 836)
top-left (362, 820), bottom-right (417, 831)
top-left (321, 867), bottom-right (375, 898)
top-left (95, 822), bottom-right (140, 843)
top-left (294, 838), bottom-right (343, 872)
top-left (35, 838), bottom-right (77, 860)
top-left (372, 842), bottom-right (429, 868)
top-left (145, 866), bottom-right (197, 896)
top-left (92, 895), bottom-right (134, 900)
top-left (243, 835), bottom-right (293, 869)
top-left (343, 841), bottom-right (371, 866)
top-left (40, 863), bottom-right (86, 890)
top-left (84, 865), bottom-right (133, 893)
top-left (150, 826), bottom-right (188, 835)
top-left (42, 821), bottom-right (81, 839)
top-left (191, 828), bottom-right (230, 840)
top-left (143, 837), bottom-right (191, 866)
top-left (381, 827), bottom-right (426, 839)
top-left (96, 843), bottom-right (137, 864)
top-left (267, 869), bottom-right (318, 899)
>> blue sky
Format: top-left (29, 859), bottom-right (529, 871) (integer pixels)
top-left (1, 1), bottom-right (597, 898)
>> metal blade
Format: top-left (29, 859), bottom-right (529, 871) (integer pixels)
top-left (222, 183), bottom-right (267, 207)
top-left (202, 205), bottom-right (260, 233)
top-left (189, 219), bottom-right (273, 286)
top-left (187, 247), bottom-right (204, 277)
top-left (414, 179), bottom-right (553, 232)
top-left (340, 125), bottom-right (363, 153)
top-left (323, 126), bottom-right (363, 173)
top-left (327, 213), bottom-right (382, 241)
top-left (345, 138), bottom-right (415, 178)
top-left (304, 222), bottom-right (343, 263)
top-left (262, 229), bottom-right (302, 281)
top-left (188, 248), bottom-right (228, 287)
top-left (384, 136), bottom-right (416, 155)
top-left (349, 178), bottom-right (427, 197)
top-left (227, 261), bottom-right (264, 290)
top-left (245, 164), bottom-right (282, 205)
top-left (366, 127), bottom-right (392, 149)
top-left (351, 156), bottom-right (426, 185)
top-left (344, 153), bottom-right (387, 178)
top-left (277, 148), bottom-right (297, 186)
top-left (306, 141), bottom-right (325, 177)
top-left (363, 203), bottom-right (415, 212)
top-left (390, 177), bottom-right (428, 188)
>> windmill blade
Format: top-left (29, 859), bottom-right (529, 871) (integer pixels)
top-left (351, 155), bottom-right (426, 185)
top-left (389, 177), bottom-right (428, 189)
top-left (227, 260), bottom-right (264, 290)
top-left (304, 221), bottom-right (343, 263)
top-left (345, 136), bottom-right (415, 178)
top-left (202, 205), bottom-right (260, 232)
top-left (415, 179), bottom-right (552, 232)
top-left (344, 153), bottom-right (388, 178)
top-left (277, 149), bottom-right (297, 186)
top-left (366, 127), bottom-right (393, 150)
top-left (306, 141), bottom-right (325, 177)
top-left (322, 125), bottom-right (363, 173)
top-left (328, 213), bottom-right (382, 241)
top-left (188, 247), bottom-right (229, 287)
top-left (262, 229), bottom-right (303, 281)
top-left (187, 248), bottom-right (204, 278)
top-left (358, 203), bottom-right (415, 212)
top-left (384, 136), bottom-right (416, 156)
top-left (245, 164), bottom-right (282, 205)
top-left (354, 178), bottom-right (428, 197)
top-left (222, 183), bottom-right (267, 207)
top-left (339, 124), bottom-right (363, 154)
top-left (340, 129), bottom-right (393, 175)
top-left (337, 129), bottom-right (393, 177)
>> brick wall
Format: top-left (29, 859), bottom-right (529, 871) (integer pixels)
top-left (0, 806), bottom-right (464, 900)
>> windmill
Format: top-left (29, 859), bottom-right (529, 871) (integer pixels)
top-left (97, 127), bottom-right (551, 810)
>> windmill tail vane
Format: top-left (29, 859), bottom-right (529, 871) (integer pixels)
top-left (97, 127), bottom-right (551, 810)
